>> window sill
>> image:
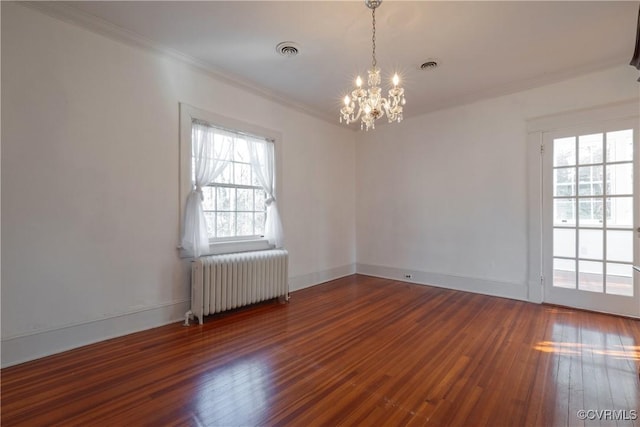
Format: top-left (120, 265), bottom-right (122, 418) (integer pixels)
top-left (178, 239), bottom-right (274, 259)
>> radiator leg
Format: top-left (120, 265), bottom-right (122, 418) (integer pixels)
top-left (278, 293), bottom-right (290, 304)
top-left (183, 310), bottom-right (194, 327)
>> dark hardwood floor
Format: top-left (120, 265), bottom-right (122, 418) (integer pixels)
top-left (2, 274), bottom-right (639, 426)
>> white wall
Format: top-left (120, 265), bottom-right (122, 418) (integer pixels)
top-left (1, 3), bottom-right (356, 366)
top-left (356, 65), bottom-right (639, 300)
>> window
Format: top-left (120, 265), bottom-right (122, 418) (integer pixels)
top-left (194, 125), bottom-right (268, 240)
top-left (179, 104), bottom-right (283, 257)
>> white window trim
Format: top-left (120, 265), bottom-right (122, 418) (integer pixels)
top-left (178, 103), bottom-right (283, 257)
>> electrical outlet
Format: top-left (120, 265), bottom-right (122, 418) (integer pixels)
top-left (404, 274), bottom-right (412, 279)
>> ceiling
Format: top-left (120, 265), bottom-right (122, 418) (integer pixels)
top-left (37, 1), bottom-right (638, 125)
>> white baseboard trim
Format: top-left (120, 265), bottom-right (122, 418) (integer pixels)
top-left (289, 263), bottom-right (356, 292)
top-left (1, 300), bottom-right (190, 368)
top-left (356, 263), bottom-right (529, 302)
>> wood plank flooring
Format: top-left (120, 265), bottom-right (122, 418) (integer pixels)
top-left (2, 274), bottom-right (639, 426)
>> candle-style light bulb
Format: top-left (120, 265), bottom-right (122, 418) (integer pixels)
top-left (356, 76), bottom-right (363, 88)
top-left (344, 95), bottom-right (350, 106)
top-left (392, 73), bottom-right (400, 87)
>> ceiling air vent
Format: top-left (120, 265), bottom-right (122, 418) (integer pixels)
top-left (276, 42), bottom-right (300, 57)
top-left (419, 60), bottom-right (439, 70)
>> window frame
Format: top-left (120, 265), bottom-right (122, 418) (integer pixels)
top-left (179, 103), bottom-right (282, 256)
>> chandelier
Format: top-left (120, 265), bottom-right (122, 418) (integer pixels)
top-left (340, 0), bottom-right (406, 131)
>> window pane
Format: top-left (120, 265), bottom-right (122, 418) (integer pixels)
top-left (606, 163), bottom-right (633, 195)
top-left (236, 212), bottom-right (254, 236)
top-left (236, 188), bottom-right (253, 211)
top-left (607, 197), bottom-right (633, 228)
top-left (202, 186), bottom-right (216, 210)
top-left (578, 229), bottom-right (603, 260)
top-left (217, 187), bottom-right (235, 211)
top-left (606, 129), bottom-right (633, 163)
top-left (606, 230), bottom-right (633, 263)
top-left (235, 163), bottom-right (252, 186)
top-left (255, 190), bottom-right (266, 212)
top-left (214, 162), bottom-right (232, 184)
top-left (578, 260), bottom-right (603, 292)
top-left (553, 258), bottom-right (575, 289)
top-left (554, 168), bottom-right (575, 196)
top-left (554, 228), bottom-right (575, 258)
top-left (214, 134), bottom-right (232, 159)
top-left (578, 198), bottom-right (603, 227)
top-left (216, 212), bottom-right (235, 238)
top-left (578, 133), bottom-right (603, 165)
top-left (606, 263), bottom-right (633, 296)
top-left (554, 198), bottom-right (575, 226)
top-left (554, 137), bottom-right (576, 167)
top-left (204, 212), bottom-right (216, 238)
top-left (255, 212), bottom-right (265, 236)
top-left (234, 138), bottom-right (249, 163)
top-left (577, 166), bottom-right (603, 196)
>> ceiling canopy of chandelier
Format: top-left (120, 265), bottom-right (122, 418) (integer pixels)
top-left (340, 0), bottom-right (406, 131)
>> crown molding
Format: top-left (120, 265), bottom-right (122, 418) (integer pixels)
top-left (21, 1), bottom-right (341, 127)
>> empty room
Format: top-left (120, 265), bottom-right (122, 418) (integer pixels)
top-left (2, 1), bottom-right (640, 426)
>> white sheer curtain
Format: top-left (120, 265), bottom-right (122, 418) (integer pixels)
top-left (248, 138), bottom-right (284, 248)
top-left (181, 122), bottom-right (231, 257)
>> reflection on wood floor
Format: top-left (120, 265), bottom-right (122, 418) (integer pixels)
top-left (2, 274), bottom-right (639, 426)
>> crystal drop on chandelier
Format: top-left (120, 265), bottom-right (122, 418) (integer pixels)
top-left (339, 0), bottom-right (406, 131)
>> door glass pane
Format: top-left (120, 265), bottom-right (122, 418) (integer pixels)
top-left (606, 129), bottom-right (633, 162)
top-left (554, 168), bottom-right (575, 196)
top-left (578, 166), bottom-right (603, 196)
top-left (554, 228), bottom-right (575, 257)
top-left (578, 133), bottom-right (603, 164)
top-left (578, 198), bottom-right (603, 227)
top-left (578, 229), bottom-right (603, 259)
top-left (554, 198), bottom-right (575, 226)
top-left (578, 260), bottom-right (603, 292)
top-left (606, 230), bottom-right (633, 263)
top-left (607, 163), bottom-right (633, 195)
top-left (606, 263), bottom-right (633, 296)
top-left (606, 197), bottom-right (633, 228)
top-left (553, 258), bottom-right (576, 289)
top-left (554, 137), bottom-right (576, 166)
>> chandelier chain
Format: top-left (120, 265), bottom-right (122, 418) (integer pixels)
top-left (371, 8), bottom-right (377, 68)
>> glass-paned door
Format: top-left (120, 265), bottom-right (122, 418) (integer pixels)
top-left (543, 119), bottom-right (639, 316)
